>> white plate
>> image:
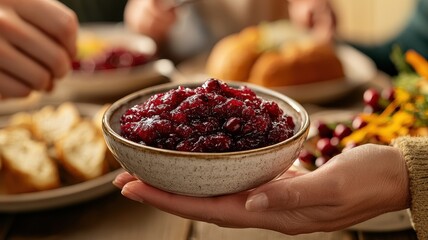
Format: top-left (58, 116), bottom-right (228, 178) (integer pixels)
top-left (177, 44), bottom-right (377, 104)
top-left (293, 110), bottom-right (412, 231)
top-left (43, 23), bottom-right (170, 102)
top-left (0, 92), bottom-right (42, 116)
top-left (0, 103), bottom-right (124, 212)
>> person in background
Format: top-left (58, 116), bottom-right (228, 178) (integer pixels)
top-left (114, 136), bottom-right (428, 239)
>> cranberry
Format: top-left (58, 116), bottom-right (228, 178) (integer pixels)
top-left (298, 149), bottom-right (316, 164)
top-left (363, 88), bottom-right (380, 109)
top-left (316, 138), bottom-right (338, 157)
top-left (352, 116), bottom-right (368, 130)
top-left (120, 79), bottom-right (295, 152)
top-left (333, 123), bottom-right (352, 140)
top-left (224, 117), bottom-right (241, 133)
top-left (72, 47), bottom-right (151, 72)
top-left (314, 121), bottom-right (333, 138)
top-left (381, 88), bottom-right (395, 102)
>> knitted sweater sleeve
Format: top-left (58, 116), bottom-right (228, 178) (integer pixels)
top-left (393, 136), bottom-right (428, 239)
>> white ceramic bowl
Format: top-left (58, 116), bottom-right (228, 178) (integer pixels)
top-left (102, 81), bottom-right (309, 197)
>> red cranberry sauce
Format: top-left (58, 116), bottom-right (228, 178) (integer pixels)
top-left (120, 79), bottom-right (295, 152)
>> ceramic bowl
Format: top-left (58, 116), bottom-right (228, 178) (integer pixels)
top-left (102, 81), bottom-right (309, 197)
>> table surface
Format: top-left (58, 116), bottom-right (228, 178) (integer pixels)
top-left (0, 70), bottom-right (419, 240)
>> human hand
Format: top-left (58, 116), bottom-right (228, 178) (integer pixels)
top-left (0, 0), bottom-right (78, 99)
top-left (288, 0), bottom-right (336, 42)
top-left (124, 0), bottom-right (177, 42)
top-left (114, 144), bottom-right (409, 235)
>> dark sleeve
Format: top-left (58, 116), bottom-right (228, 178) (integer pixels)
top-left (58, 0), bottom-right (128, 23)
top-left (348, 0), bottom-right (428, 76)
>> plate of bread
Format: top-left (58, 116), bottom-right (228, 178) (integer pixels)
top-left (185, 20), bottom-right (377, 103)
top-left (0, 102), bottom-right (123, 212)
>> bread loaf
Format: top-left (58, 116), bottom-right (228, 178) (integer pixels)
top-left (206, 23), bottom-right (345, 86)
top-left (249, 41), bottom-right (345, 86)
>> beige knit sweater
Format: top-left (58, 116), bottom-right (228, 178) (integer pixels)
top-left (393, 136), bottom-right (428, 240)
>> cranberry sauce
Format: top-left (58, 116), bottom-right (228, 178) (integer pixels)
top-left (120, 79), bottom-right (295, 152)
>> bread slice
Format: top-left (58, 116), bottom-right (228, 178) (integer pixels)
top-left (55, 120), bottom-right (107, 182)
top-left (32, 102), bottom-right (81, 145)
top-left (0, 130), bottom-right (60, 194)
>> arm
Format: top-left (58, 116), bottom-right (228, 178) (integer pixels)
top-left (0, 0), bottom-right (78, 99)
top-left (393, 136), bottom-right (428, 240)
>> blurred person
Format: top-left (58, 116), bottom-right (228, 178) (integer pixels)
top-left (124, 0), bottom-right (291, 62)
top-left (113, 136), bottom-right (428, 239)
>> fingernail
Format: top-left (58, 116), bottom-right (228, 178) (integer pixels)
top-left (121, 187), bottom-right (144, 203)
top-left (112, 179), bottom-right (123, 188)
top-left (245, 193), bottom-right (268, 211)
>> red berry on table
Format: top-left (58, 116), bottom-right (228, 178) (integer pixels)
top-left (363, 88), bottom-right (380, 108)
top-left (381, 88), bottom-right (395, 102)
top-left (298, 149), bottom-right (316, 164)
top-left (334, 123), bottom-right (352, 140)
top-left (352, 116), bottom-right (368, 130)
top-left (314, 120), bottom-right (333, 138)
top-left (316, 138), bottom-right (338, 157)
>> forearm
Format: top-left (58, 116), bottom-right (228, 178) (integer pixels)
top-left (393, 136), bottom-right (428, 240)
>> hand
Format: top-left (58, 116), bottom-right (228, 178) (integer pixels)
top-left (114, 144), bottom-right (410, 235)
top-left (0, 0), bottom-right (78, 99)
top-left (124, 0), bottom-right (177, 42)
top-left (288, 0), bottom-right (336, 42)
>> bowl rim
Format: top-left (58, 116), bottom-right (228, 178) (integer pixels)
top-left (102, 80), bottom-right (309, 157)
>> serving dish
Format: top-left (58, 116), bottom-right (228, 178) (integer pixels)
top-left (102, 81), bottom-right (309, 197)
top-left (177, 44), bottom-right (377, 103)
top-left (43, 23), bottom-right (169, 102)
top-left (0, 103), bottom-right (123, 212)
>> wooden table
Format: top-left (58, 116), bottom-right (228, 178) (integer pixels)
top-left (0, 69), bottom-right (419, 240)
top-left (0, 191), bottom-right (418, 240)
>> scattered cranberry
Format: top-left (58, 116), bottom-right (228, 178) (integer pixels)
top-left (363, 88), bottom-right (380, 109)
top-left (352, 116), bottom-right (368, 130)
top-left (381, 88), bottom-right (395, 102)
top-left (316, 138), bottom-right (338, 157)
top-left (72, 47), bottom-right (151, 72)
top-left (314, 121), bottom-right (333, 138)
top-left (120, 79), bottom-right (295, 152)
top-left (334, 123), bottom-right (352, 140)
top-left (298, 149), bottom-right (316, 164)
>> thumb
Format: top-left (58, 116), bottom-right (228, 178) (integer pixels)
top-left (245, 168), bottom-right (337, 211)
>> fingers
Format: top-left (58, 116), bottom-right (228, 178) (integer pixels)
top-left (0, 70), bottom-right (31, 98)
top-left (124, 0), bottom-right (177, 41)
top-left (0, 38), bottom-right (51, 91)
top-left (246, 167), bottom-right (338, 211)
top-left (120, 180), bottom-right (260, 227)
top-left (13, 0), bottom-right (78, 58)
top-left (0, 7), bottom-right (71, 80)
top-left (113, 172), bottom-right (137, 188)
top-left (0, 0), bottom-right (78, 97)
